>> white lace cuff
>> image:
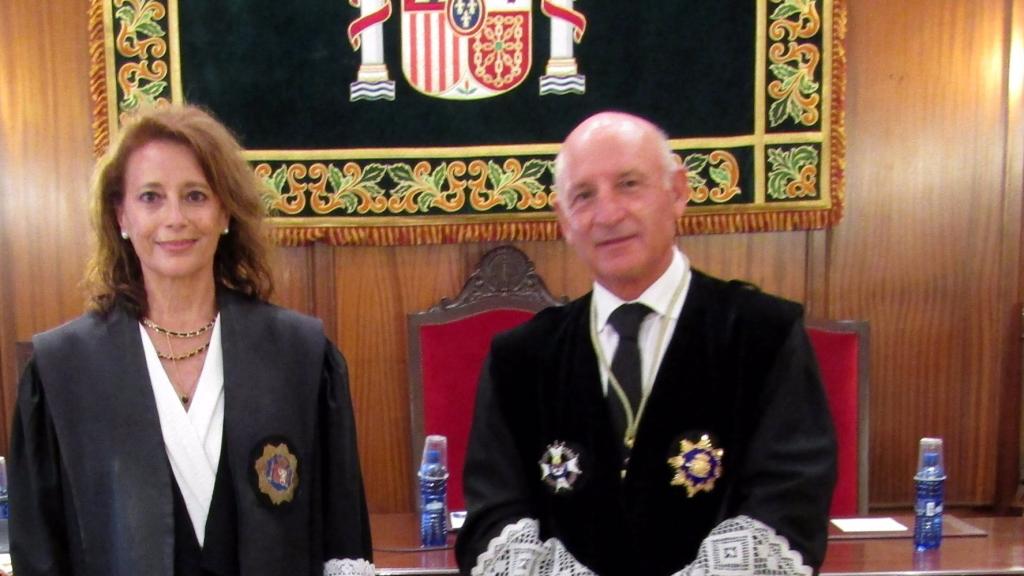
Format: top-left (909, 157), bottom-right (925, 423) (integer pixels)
top-left (672, 515), bottom-right (813, 576)
top-left (471, 517), bottom-right (597, 576)
top-left (323, 557), bottom-right (376, 576)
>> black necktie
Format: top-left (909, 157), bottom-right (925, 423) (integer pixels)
top-left (607, 303), bottom-right (652, 442)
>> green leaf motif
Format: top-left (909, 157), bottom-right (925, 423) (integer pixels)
top-left (684, 153), bottom-right (708, 173)
top-left (272, 166), bottom-right (288, 194)
top-left (122, 93), bottom-right (139, 112)
top-left (364, 183), bottom-right (385, 199)
top-left (521, 159), bottom-right (549, 181)
top-left (767, 170), bottom-right (790, 200)
top-left (392, 182), bottom-right (414, 199)
top-left (363, 163), bottom-right (386, 183)
top-left (342, 194), bottom-right (358, 213)
top-left (430, 164), bottom-right (447, 192)
top-left (327, 165), bottom-right (343, 192)
top-left (787, 98), bottom-right (804, 122)
top-left (522, 179), bottom-right (545, 196)
top-left (115, 6), bottom-right (136, 23)
top-left (769, 63), bottom-right (798, 81)
top-left (139, 81), bottom-right (167, 99)
top-left (500, 189), bottom-right (517, 209)
top-left (792, 147), bottom-right (818, 166)
top-left (766, 148), bottom-right (787, 166)
top-left (387, 163), bottom-right (414, 185)
top-left (799, 76), bottom-right (820, 94)
top-left (687, 174), bottom-right (707, 192)
top-left (258, 166), bottom-right (289, 215)
top-left (135, 21), bottom-right (165, 38)
top-left (417, 190), bottom-right (435, 211)
top-left (770, 1), bottom-right (803, 20)
top-left (487, 161), bottom-right (505, 190)
top-left (768, 99), bottom-right (788, 127)
top-left (709, 166), bottom-right (730, 187)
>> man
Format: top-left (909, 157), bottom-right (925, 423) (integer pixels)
top-left (455, 112), bottom-right (836, 576)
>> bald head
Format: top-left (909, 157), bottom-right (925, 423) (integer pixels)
top-left (554, 112), bottom-right (678, 193)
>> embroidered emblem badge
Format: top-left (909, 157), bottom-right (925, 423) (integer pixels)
top-left (254, 441), bottom-right (299, 505)
top-left (667, 434), bottom-right (724, 497)
top-left (539, 441), bottom-right (582, 493)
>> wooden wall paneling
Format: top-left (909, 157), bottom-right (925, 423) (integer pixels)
top-left (0, 0), bottom-right (95, 450)
top-left (270, 246), bottom-right (315, 315)
top-left (804, 229), bottom-right (832, 319)
top-left (1003, 0), bottom-right (1024, 510)
top-left (5, 0), bottom-right (93, 340)
top-left (0, 0), bottom-right (13, 454)
top-left (0, 68), bottom-right (12, 455)
top-left (682, 232), bottom-right (809, 303)
top-left (838, 0), bottom-right (1013, 506)
top-left (312, 242), bottom-right (339, 337)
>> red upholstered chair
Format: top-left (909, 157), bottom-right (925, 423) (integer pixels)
top-left (407, 246), bottom-right (566, 511)
top-left (806, 320), bottom-right (870, 516)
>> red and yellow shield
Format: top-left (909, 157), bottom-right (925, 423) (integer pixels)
top-left (401, 0), bottom-right (532, 100)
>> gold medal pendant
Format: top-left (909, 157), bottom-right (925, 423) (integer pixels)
top-left (667, 434), bottom-right (724, 497)
top-left (254, 441), bottom-right (300, 505)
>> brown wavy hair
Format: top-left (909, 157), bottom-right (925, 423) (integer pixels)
top-left (84, 104), bottom-right (274, 315)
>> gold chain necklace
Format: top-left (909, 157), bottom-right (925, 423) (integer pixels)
top-left (142, 317), bottom-right (216, 338)
top-left (157, 341), bottom-right (211, 362)
top-left (146, 315), bottom-right (217, 407)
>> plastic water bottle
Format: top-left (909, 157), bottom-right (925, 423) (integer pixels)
top-left (418, 435), bottom-right (449, 547)
top-left (913, 437), bottom-right (946, 551)
top-left (0, 456), bottom-right (7, 520)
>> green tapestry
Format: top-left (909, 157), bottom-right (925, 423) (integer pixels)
top-left (90, 0), bottom-right (845, 245)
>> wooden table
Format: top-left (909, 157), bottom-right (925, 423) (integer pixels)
top-left (372, 513), bottom-right (458, 575)
top-left (823, 516), bottom-right (1024, 576)
top-left (371, 513), bottom-right (1024, 576)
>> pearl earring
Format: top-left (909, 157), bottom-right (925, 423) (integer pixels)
top-left (120, 230), bottom-right (129, 240)
top-left (221, 227), bottom-right (229, 236)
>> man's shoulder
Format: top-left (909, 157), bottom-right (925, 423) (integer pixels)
top-left (491, 296), bottom-right (589, 350)
top-left (690, 269), bottom-right (804, 328)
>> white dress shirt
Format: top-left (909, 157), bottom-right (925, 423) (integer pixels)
top-left (592, 248), bottom-right (692, 397)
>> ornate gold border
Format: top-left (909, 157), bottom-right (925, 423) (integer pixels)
top-left (87, 0), bottom-right (846, 245)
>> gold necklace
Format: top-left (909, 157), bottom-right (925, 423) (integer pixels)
top-left (143, 317), bottom-right (216, 338)
top-left (156, 341), bottom-right (211, 362)
top-left (149, 317), bottom-right (216, 407)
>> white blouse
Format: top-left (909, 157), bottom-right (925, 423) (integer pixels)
top-left (138, 315), bottom-right (224, 547)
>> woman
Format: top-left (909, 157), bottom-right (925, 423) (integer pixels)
top-left (9, 105), bottom-right (374, 576)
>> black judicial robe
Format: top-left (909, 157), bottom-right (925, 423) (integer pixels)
top-left (456, 270), bottom-right (837, 575)
top-left (8, 290), bottom-right (372, 576)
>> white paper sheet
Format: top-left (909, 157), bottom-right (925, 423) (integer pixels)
top-left (830, 517), bottom-right (908, 532)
